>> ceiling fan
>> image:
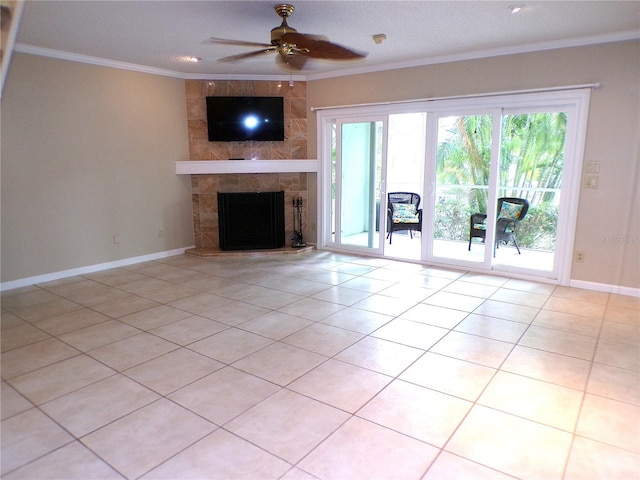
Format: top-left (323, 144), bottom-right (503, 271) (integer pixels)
top-left (211, 3), bottom-right (367, 71)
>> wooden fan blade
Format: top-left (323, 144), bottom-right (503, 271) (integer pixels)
top-left (211, 37), bottom-right (273, 48)
top-left (217, 48), bottom-right (276, 63)
top-left (281, 33), bottom-right (366, 60)
top-left (276, 53), bottom-right (308, 71)
top-left (293, 33), bottom-right (330, 43)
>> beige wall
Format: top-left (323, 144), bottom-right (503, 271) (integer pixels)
top-left (2, 41), bottom-right (638, 290)
top-left (307, 40), bottom-right (640, 290)
top-left (1, 53), bottom-right (193, 282)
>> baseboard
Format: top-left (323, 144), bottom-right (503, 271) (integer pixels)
top-left (3, 246), bottom-right (638, 299)
top-left (569, 279), bottom-right (640, 298)
top-left (317, 246), bottom-right (640, 298)
top-left (0, 247), bottom-right (194, 292)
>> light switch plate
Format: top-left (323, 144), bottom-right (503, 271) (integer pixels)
top-left (585, 161), bottom-right (600, 173)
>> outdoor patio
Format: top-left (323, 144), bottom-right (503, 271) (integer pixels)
top-left (341, 231), bottom-right (555, 273)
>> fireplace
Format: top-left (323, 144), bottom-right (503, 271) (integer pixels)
top-left (217, 191), bottom-right (285, 250)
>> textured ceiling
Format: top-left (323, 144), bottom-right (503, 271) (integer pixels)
top-left (14, 1), bottom-right (640, 79)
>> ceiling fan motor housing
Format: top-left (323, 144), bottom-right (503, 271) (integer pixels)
top-left (271, 4), bottom-right (297, 45)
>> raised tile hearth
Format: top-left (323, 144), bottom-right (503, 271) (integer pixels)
top-left (185, 246), bottom-right (315, 257)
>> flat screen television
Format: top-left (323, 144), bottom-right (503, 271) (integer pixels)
top-left (206, 96), bottom-right (285, 142)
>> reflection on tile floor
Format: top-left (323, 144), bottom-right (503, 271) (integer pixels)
top-left (1, 250), bottom-right (639, 479)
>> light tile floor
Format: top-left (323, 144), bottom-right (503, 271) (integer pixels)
top-left (1, 250), bottom-right (639, 479)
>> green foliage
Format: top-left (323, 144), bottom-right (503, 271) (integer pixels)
top-left (436, 115), bottom-right (492, 213)
top-left (435, 112), bottom-right (567, 251)
top-left (516, 202), bottom-right (558, 250)
top-left (434, 199), bottom-right (558, 251)
top-left (434, 195), bottom-right (471, 241)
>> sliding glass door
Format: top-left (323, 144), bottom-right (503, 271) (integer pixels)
top-left (318, 88), bottom-right (590, 282)
top-left (426, 104), bottom-right (576, 279)
top-left (327, 117), bottom-right (386, 254)
top-left (430, 112), bottom-right (499, 266)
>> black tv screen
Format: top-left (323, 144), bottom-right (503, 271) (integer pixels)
top-left (206, 96), bottom-right (285, 142)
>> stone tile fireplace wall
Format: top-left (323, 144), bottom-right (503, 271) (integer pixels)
top-left (192, 173), bottom-right (307, 249)
top-left (185, 80), bottom-right (309, 248)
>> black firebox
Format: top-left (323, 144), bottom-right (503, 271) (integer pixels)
top-left (217, 191), bottom-right (285, 250)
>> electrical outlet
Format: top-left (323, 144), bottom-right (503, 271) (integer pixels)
top-left (575, 251), bottom-right (585, 263)
top-left (584, 175), bottom-right (599, 189)
top-left (158, 230), bottom-right (164, 238)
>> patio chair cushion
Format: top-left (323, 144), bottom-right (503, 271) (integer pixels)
top-left (499, 201), bottom-right (524, 220)
top-left (391, 203), bottom-right (420, 223)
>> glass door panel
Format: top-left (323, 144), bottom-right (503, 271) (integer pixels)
top-left (385, 112), bottom-right (426, 260)
top-left (493, 111), bottom-right (567, 273)
top-left (432, 114), bottom-right (495, 265)
top-left (329, 119), bottom-right (385, 253)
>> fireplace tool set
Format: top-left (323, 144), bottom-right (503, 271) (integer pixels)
top-left (291, 196), bottom-right (306, 248)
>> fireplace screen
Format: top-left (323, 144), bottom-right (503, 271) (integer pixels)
top-left (217, 191), bottom-right (285, 250)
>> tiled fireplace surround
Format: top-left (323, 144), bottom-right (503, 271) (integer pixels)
top-left (186, 80), bottom-right (309, 249)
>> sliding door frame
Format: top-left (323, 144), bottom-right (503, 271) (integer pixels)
top-left (423, 107), bottom-right (503, 271)
top-left (331, 115), bottom-right (388, 255)
top-left (316, 88), bottom-right (591, 284)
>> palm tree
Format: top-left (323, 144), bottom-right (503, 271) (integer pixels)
top-left (436, 115), bottom-right (492, 213)
top-left (501, 112), bottom-right (566, 204)
top-left (436, 112), bottom-right (567, 249)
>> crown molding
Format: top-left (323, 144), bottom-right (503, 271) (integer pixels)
top-left (183, 72), bottom-right (306, 81)
top-left (15, 30), bottom-right (639, 82)
top-left (305, 30), bottom-right (640, 81)
top-left (13, 44), bottom-right (187, 78)
top-left (1, 0), bottom-right (25, 97)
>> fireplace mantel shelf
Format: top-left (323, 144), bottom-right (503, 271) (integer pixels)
top-left (176, 159), bottom-right (318, 175)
